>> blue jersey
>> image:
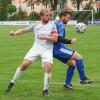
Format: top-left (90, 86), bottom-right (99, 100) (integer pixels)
top-left (53, 20), bottom-right (74, 63)
top-left (54, 20), bottom-right (66, 49)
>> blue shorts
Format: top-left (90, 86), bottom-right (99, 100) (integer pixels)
top-left (53, 45), bottom-right (75, 63)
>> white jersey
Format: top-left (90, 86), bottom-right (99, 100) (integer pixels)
top-left (24, 21), bottom-right (57, 64)
top-left (27, 21), bottom-right (57, 49)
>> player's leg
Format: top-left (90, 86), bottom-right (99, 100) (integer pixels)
top-left (5, 59), bottom-right (32, 92)
top-left (71, 52), bottom-right (95, 84)
top-left (5, 47), bottom-right (38, 92)
top-left (53, 46), bottom-right (75, 90)
top-left (43, 62), bottom-right (52, 96)
top-left (71, 52), bottom-right (85, 80)
top-left (11, 59), bottom-right (32, 83)
top-left (41, 50), bottom-right (53, 96)
top-left (64, 60), bottom-right (76, 90)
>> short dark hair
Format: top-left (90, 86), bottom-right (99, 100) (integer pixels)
top-left (59, 11), bottom-right (71, 18)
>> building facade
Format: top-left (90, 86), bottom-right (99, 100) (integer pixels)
top-left (12, 0), bottom-right (48, 14)
top-left (12, 0), bottom-right (100, 14)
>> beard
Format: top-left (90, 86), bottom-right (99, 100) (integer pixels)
top-left (42, 19), bottom-right (49, 24)
top-left (63, 20), bottom-right (68, 24)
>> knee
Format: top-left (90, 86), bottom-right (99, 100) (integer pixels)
top-left (20, 63), bottom-right (28, 71)
top-left (67, 60), bottom-right (76, 66)
top-left (44, 62), bottom-right (52, 73)
top-left (20, 60), bottom-right (31, 71)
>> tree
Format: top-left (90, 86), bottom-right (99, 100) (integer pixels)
top-left (6, 4), bottom-right (17, 15)
top-left (84, 0), bottom-right (94, 10)
top-left (24, 0), bottom-right (66, 11)
top-left (14, 7), bottom-right (28, 20)
top-left (6, 4), bottom-right (17, 20)
top-left (71, 0), bottom-right (95, 10)
top-left (0, 0), bottom-right (12, 20)
top-left (71, 0), bottom-right (82, 10)
top-left (28, 11), bottom-right (39, 20)
top-left (8, 10), bottom-right (28, 21)
top-left (6, 0), bottom-right (12, 4)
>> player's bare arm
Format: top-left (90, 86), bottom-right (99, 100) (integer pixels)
top-left (37, 33), bottom-right (58, 42)
top-left (47, 33), bottom-right (58, 42)
top-left (37, 28), bottom-right (58, 42)
top-left (10, 28), bottom-right (28, 36)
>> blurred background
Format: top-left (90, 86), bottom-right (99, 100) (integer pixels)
top-left (0, 0), bottom-right (100, 25)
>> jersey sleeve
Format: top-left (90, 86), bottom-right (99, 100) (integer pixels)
top-left (26, 24), bottom-right (35, 32)
top-left (51, 22), bottom-right (57, 35)
top-left (54, 21), bottom-right (65, 37)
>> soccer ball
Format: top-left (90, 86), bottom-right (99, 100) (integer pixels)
top-left (76, 22), bottom-right (86, 33)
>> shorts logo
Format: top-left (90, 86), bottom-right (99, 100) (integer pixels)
top-left (60, 48), bottom-right (73, 55)
top-left (36, 28), bottom-right (39, 30)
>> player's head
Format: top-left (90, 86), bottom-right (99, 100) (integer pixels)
top-left (59, 11), bottom-right (71, 24)
top-left (40, 9), bottom-right (50, 24)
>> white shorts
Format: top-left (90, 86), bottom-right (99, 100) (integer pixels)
top-left (24, 46), bottom-right (53, 64)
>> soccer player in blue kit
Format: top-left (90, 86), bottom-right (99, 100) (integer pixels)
top-left (53, 11), bottom-right (95, 90)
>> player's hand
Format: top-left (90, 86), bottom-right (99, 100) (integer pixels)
top-left (71, 38), bottom-right (77, 44)
top-left (10, 31), bottom-right (16, 36)
top-left (37, 34), bottom-right (43, 39)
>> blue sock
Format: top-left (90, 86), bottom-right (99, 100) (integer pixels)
top-left (65, 66), bottom-right (75, 85)
top-left (76, 59), bottom-right (85, 80)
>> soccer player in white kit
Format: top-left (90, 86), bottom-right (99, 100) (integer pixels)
top-left (5, 9), bottom-right (58, 96)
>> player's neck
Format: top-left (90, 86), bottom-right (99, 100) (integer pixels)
top-left (42, 21), bottom-right (49, 25)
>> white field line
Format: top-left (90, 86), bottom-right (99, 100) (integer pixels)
top-left (0, 77), bottom-right (99, 88)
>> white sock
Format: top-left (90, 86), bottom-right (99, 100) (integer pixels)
top-left (43, 72), bottom-right (51, 91)
top-left (11, 67), bottom-right (23, 83)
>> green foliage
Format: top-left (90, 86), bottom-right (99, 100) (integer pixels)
top-left (6, 4), bottom-right (17, 14)
top-left (0, 0), bottom-right (10, 20)
top-left (0, 8), bottom-right (7, 20)
top-left (0, 0), bottom-right (12, 20)
top-left (28, 11), bottom-right (39, 21)
top-left (9, 13), bottom-right (28, 21)
top-left (9, 7), bottom-right (28, 21)
top-left (8, 14), bottom-right (17, 20)
top-left (14, 12), bottom-right (28, 21)
top-left (95, 11), bottom-right (100, 20)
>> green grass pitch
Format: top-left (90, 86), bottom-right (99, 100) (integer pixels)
top-left (0, 25), bottom-right (100, 100)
